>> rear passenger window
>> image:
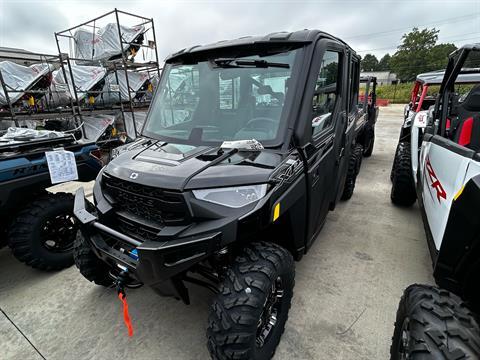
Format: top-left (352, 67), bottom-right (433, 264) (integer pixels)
top-left (349, 59), bottom-right (359, 112)
top-left (312, 50), bottom-right (340, 136)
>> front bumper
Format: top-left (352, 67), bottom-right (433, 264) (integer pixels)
top-left (73, 187), bottom-right (225, 297)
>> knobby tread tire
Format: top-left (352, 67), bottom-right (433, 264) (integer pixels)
top-left (207, 242), bottom-right (295, 360)
top-left (354, 143), bottom-right (364, 175)
top-left (363, 127), bottom-right (375, 157)
top-left (391, 142), bottom-right (416, 206)
top-left (341, 143), bottom-right (363, 200)
top-left (391, 284), bottom-right (480, 360)
top-left (73, 231), bottom-right (113, 287)
top-left (7, 192), bottom-right (75, 271)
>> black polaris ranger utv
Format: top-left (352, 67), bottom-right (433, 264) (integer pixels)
top-left (359, 76), bottom-right (378, 157)
top-left (340, 75), bottom-right (379, 199)
top-left (73, 30), bottom-right (365, 359)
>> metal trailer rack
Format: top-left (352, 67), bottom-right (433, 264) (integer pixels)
top-left (0, 50), bottom-right (83, 134)
top-left (54, 8), bottom-right (161, 138)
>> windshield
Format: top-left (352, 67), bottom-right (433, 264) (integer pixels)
top-left (142, 49), bottom-right (300, 146)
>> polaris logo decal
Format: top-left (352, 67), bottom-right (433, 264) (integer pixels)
top-left (425, 156), bottom-right (446, 202)
top-left (129, 172), bottom-right (139, 180)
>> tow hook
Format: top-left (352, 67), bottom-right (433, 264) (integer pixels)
top-left (115, 270), bottom-right (134, 337)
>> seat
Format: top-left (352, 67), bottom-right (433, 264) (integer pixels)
top-left (453, 115), bottom-right (480, 151)
top-left (452, 85), bottom-right (480, 150)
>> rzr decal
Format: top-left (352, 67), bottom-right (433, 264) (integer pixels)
top-left (425, 156), bottom-right (447, 202)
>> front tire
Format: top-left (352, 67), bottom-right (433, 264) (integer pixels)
top-left (207, 242), bottom-right (295, 360)
top-left (391, 142), bottom-right (416, 206)
top-left (391, 284), bottom-right (480, 359)
top-left (7, 192), bottom-right (77, 270)
top-left (73, 231), bottom-right (113, 287)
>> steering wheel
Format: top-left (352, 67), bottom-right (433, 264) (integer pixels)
top-left (245, 117), bottom-right (277, 130)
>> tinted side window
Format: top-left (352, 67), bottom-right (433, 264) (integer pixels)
top-left (312, 51), bottom-right (340, 136)
top-left (349, 59), bottom-right (359, 111)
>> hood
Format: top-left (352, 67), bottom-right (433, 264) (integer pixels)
top-left (104, 139), bottom-right (283, 190)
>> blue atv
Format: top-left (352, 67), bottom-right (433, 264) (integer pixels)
top-left (0, 133), bottom-right (103, 270)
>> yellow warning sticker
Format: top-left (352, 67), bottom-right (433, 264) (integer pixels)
top-left (273, 203), bottom-right (280, 222)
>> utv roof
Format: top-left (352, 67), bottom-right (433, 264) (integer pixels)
top-left (449, 43), bottom-right (480, 57)
top-left (165, 30), bottom-right (355, 63)
top-left (416, 68), bottom-right (480, 85)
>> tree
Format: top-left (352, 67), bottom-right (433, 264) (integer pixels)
top-left (377, 53), bottom-right (391, 71)
top-left (390, 27), bottom-right (457, 81)
top-left (361, 54), bottom-right (379, 71)
top-left (428, 43), bottom-right (457, 69)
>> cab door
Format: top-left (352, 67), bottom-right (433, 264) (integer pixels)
top-left (304, 42), bottom-right (347, 246)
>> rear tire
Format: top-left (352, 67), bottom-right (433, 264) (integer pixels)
top-left (363, 127), bottom-right (375, 157)
top-left (207, 242), bottom-right (295, 360)
top-left (391, 142), bottom-right (416, 206)
top-left (7, 192), bottom-right (77, 270)
top-left (341, 143), bottom-right (363, 200)
top-left (391, 284), bottom-right (480, 359)
top-left (73, 231), bottom-right (113, 287)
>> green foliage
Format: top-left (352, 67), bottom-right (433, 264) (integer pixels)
top-left (428, 43), bottom-right (457, 69)
top-left (361, 54), bottom-right (379, 71)
top-left (378, 54), bottom-right (391, 71)
top-left (370, 82), bottom-right (441, 104)
top-left (390, 27), bottom-right (457, 81)
top-left (373, 82), bottom-right (413, 103)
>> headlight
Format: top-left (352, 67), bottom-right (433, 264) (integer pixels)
top-left (192, 184), bottom-right (268, 208)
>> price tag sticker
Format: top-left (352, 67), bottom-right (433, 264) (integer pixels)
top-left (45, 150), bottom-right (79, 184)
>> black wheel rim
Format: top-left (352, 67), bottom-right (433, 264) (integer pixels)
top-left (256, 276), bottom-right (284, 348)
top-left (41, 214), bottom-right (77, 253)
top-left (398, 317), bottom-right (410, 360)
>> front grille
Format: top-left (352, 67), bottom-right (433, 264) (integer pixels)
top-left (117, 216), bottom-right (160, 242)
top-left (101, 173), bottom-right (190, 230)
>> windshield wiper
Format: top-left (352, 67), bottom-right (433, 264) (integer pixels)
top-left (213, 58), bottom-right (290, 69)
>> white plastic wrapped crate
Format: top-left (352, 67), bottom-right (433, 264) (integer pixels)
top-left (121, 111), bottom-right (147, 139)
top-left (98, 70), bottom-right (150, 103)
top-left (50, 65), bottom-right (106, 104)
top-left (82, 114), bottom-right (115, 141)
top-left (0, 61), bottom-right (52, 105)
top-left (74, 23), bottom-right (145, 63)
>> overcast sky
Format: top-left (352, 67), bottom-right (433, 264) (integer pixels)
top-left (0, 0), bottom-right (479, 62)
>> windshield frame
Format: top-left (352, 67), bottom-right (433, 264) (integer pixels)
top-left (141, 45), bottom-right (306, 148)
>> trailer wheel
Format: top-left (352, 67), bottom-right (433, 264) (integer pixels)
top-left (391, 142), bottom-right (416, 206)
top-left (391, 284), bottom-right (480, 360)
top-left (73, 231), bottom-right (113, 287)
top-left (7, 192), bottom-right (77, 270)
top-left (363, 127), bottom-right (375, 157)
top-left (341, 144), bottom-right (362, 200)
top-left (207, 242), bottom-right (294, 360)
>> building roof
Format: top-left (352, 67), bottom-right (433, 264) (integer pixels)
top-left (360, 71), bottom-right (396, 79)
